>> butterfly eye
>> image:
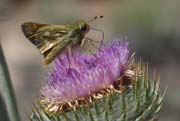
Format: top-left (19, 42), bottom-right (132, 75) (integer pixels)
top-left (81, 25), bottom-right (87, 31)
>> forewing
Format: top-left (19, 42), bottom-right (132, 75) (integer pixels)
top-left (22, 23), bottom-right (69, 56)
top-left (43, 35), bottom-right (83, 66)
top-left (21, 22), bottom-right (48, 43)
top-left (36, 25), bottom-right (70, 56)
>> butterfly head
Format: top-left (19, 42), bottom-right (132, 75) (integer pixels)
top-left (78, 20), bottom-right (90, 34)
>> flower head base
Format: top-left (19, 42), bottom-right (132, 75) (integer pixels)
top-left (41, 38), bottom-right (130, 113)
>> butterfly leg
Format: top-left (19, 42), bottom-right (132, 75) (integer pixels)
top-left (66, 46), bottom-right (72, 70)
top-left (85, 37), bottom-right (105, 51)
top-left (89, 28), bottom-right (104, 50)
top-left (80, 38), bottom-right (94, 54)
top-left (87, 41), bottom-right (93, 54)
top-left (80, 38), bottom-right (85, 47)
top-left (81, 38), bottom-right (98, 59)
top-left (85, 38), bottom-right (99, 50)
top-left (83, 38), bottom-right (94, 54)
top-left (85, 37), bottom-right (101, 43)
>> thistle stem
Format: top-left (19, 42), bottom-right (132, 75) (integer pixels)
top-left (0, 42), bottom-right (21, 121)
top-left (0, 93), bottom-right (10, 121)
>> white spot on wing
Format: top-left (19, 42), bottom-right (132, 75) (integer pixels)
top-left (44, 31), bottom-right (50, 36)
top-left (44, 40), bottom-right (50, 45)
top-left (54, 33), bottom-right (60, 36)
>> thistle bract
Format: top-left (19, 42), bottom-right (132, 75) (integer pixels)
top-left (41, 39), bottom-right (129, 102)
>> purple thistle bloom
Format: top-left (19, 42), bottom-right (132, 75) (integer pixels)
top-left (41, 38), bottom-right (130, 103)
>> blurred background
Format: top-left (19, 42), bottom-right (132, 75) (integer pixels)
top-left (0, 0), bottom-right (180, 120)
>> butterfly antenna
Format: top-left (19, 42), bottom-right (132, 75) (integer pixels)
top-left (88, 16), bottom-right (103, 23)
top-left (89, 28), bottom-right (104, 51)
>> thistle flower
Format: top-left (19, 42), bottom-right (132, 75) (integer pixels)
top-left (40, 39), bottom-right (129, 112)
top-left (42, 39), bottom-right (129, 98)
top-left (31, 38), bottom-right (166, 121)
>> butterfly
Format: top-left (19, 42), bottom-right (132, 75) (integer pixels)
top-left (21, 16), bottom-right (104, 67)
